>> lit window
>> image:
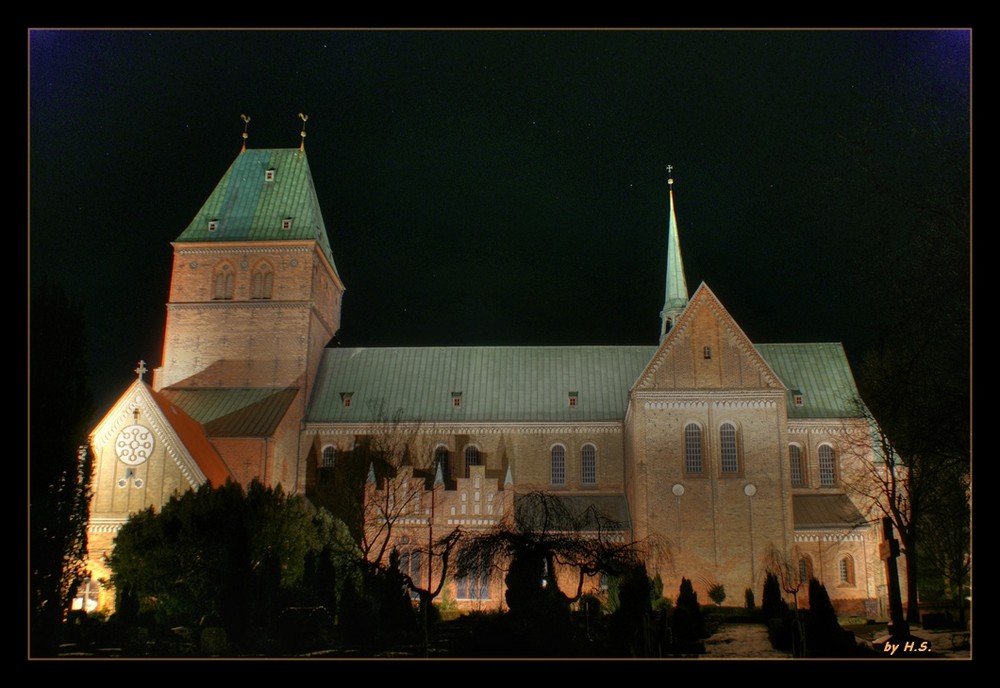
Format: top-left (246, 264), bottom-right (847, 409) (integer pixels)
top-left (581, 444), bottom-right (597, 485)
top-left (551, 445), bottom-right (566, 485)
top-left (720, 423), bottom-right (739, 473)
top-left (321, 446), bottom-right (337, 469)
top-left (819, 445), bottom-right (837, 486)
top-left (789, 445), bottom-right (804, 486)
top-left (798, 556), bottom-right (813, 584)
top-left (434, 446), bottom-right (450, 480)
top-left (252, 262), bottom-right (273, 300)
top-left (71, 578), bottom-right (100, 613)
top-left (265, 169), bottom-right (275, 182)
top-left (839, 557), bottom-right (854, 585)
top-left (456, 567), bottom-right (491, 600)
top-left (464, 446), bottom-right (481, 478)
top-left (684, 423), bottom-right (703, 474)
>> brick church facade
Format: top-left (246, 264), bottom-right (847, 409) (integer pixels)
top-left (84, 144), bottom-right (892, 616)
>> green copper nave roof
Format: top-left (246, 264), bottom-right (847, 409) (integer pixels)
top-left (306, 342), bottom-right (863, 423)
top-left (175, 148), bottom-right (340, 279)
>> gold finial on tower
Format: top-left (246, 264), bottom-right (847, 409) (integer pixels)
top-left (240, 114), bottom-right (251, 153)
top-left (667, 164), bottom-right (674, 186)
top-left (299, 113), bottom-right (308, 152)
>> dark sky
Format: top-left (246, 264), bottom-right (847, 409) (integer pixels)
top-left (28, 29), bottom-right (971, 415)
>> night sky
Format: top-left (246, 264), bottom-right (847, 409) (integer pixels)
top-left (28, 29), bottom-right (971, 415)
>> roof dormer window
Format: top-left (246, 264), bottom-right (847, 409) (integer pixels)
top-left (265, 168), bottom-right (275, 182)
top-left (452, 392), bottom-right (463, 408)
top-left (568, 391), bottom-right (578, 407)
top-left (208, 220), bottom-right (218, 232)
top-left (793, 392), bottom-right (805, 407)
top-left (282, 218), bottom-right (293, 231)
top-left (341, 392), bottom-right (353, 408)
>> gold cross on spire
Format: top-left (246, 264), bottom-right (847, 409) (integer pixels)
top-left (298, 113), bottom-right (309, 152)
top-left (667, 164), bottom-right (674, 186)
top-left (241, 114), bottom-right (251, 153)
top-left (135, 360), bottom-right (148, 381)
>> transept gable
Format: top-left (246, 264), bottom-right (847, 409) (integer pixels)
top-left (90, 379), bottom-right (232, 490)
top-left (633, 283), bottom-right (785, 392)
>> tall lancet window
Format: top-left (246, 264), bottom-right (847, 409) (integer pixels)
top-left (464, 446), bottom-right (481, 479)
top-left (252, 262), bottom-right (273, 300)
top-left (213, 263), bottom-right (234, 300)
top-left (684, 423), bottom-right (703, 474)
top-left (720, 423), bottom-right (739, 474)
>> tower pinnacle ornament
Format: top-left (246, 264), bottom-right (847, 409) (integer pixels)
top-left (240, 114), bottom-right (251, 153)
top-left (299, 113), bottom-right (308, 152)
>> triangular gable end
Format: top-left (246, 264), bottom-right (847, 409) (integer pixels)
top-left (90, 379), bottom-right (232, 492)
top-left (634, 282), bottom-right (786, 391)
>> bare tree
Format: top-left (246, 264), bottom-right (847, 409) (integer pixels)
top-left (456, 491), bottom-right (656, 612)
top-left (841, 400), bottom-right (967, 625)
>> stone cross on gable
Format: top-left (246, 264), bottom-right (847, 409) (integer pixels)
top-left (135, 360), bottom-right (148, 381)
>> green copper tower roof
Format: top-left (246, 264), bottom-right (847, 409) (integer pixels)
top-left (659, 173), bottom-right (689, 341)
top-left (176, 148), bottom-right (340, 279)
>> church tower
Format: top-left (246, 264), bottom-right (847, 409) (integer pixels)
top-left (153, 146), bottom-right (344, 395)
top-left (659, 169), bottom-right (689, 341)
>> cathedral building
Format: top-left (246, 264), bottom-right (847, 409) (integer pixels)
top-left (85, 142), bottom-right (889, 616)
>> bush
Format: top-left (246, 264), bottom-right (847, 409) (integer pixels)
top-left (671, 577), bottom-right (706, 646)
top-left (761, 572), bottom-right (784, 621)
top-left (708, 583), bottom-right (726, 606)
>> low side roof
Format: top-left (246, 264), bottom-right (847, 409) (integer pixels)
top-left (161, 387), bottom-right (299, 437)
top-left (514, 494), bottom-right (631, 532)
top-left (307, 346), bottom-right (653, 423)
top-left (793, 494), bottom-right (868, 529)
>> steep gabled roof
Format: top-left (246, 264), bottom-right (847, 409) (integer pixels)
top-left (146, 386), bottom-right (233, 486)
top-left (175, 148), bottom-right (340, 280)
top-left (307, 346), bottom-right (652, 423)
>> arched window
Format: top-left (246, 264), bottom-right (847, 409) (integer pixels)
top-left (252, 262), bottom-right (273, 299)
top-left (434, 446), bottom-right (450, 481)
top-left (581, 444), bottom-right (597, 485)
top-left (213, 263), bottom-right (234, 300)
top-left (464, 446), bottom-right (481, 478)
top-left (684, 423), bottom-right (703, 474)
top-left (798, 555), bottom-right (813, 584)
top-left (839, 556), bottom-right (855, 586)
top-left (819, 445), bottom-right (837, 486)
top-left (399, 548), bottom-right (422, 599)
top-left (789, 445), bottom-right (804, 486)
top-left (321, 445), bottom-right (336, 469)
top-left (550, 445), bottom-right (566, 485)
top-left (720, 422), bottom-right (739, 473)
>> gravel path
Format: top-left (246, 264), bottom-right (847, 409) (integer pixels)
top-left (703, 623), bottom-right (792, 659)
